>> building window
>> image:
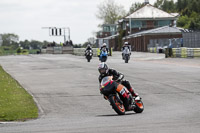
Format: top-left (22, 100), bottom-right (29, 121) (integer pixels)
top-left (154, 20), bottom-right (171, 27)
top-left (131, 20), bottom-right (147, 28)
top-left (103, 26), bottom-right (110, 32)
top-left (142, 21), bottom-right (147, 28)
top-left (131, 20), bottom-right (142, 28)
top-left (110, 26), bottom-right (116, 32)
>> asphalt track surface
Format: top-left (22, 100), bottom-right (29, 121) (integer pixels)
top-left (0, 52), bottom-right (200, 133)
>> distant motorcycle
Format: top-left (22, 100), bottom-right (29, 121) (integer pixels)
top-left (99, 49), bottom-right (108, 62)
top-left (85, 50), bottom-right (93, 62)
top-left (99, 76), bottom-right (144, 115)
top-left (122, 47), bottom-right (131, 63)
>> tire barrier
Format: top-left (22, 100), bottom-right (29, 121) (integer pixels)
top-left (181, 47), bottom-right (187, 58)
top-left (148, 47), bottom-right (157, 53)
top-left (187, 48), bottom-right (194, 58)
top-left (165, 47), bottom-right (200, 58)
top-left (194, 48), bottom-right (200, 57)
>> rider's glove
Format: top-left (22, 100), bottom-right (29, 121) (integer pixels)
top-left (116, 74), bottom-right (124, 82)
top-left (103, 95), bottom-right (108, 100)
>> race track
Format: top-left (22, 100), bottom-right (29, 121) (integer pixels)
top-left (0, 52), bottom-right (200, 133)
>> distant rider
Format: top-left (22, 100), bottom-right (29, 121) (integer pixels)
top-left (85, 44), bottom-right (93, 56)
top-left (100, 43), bottom-right (109, 53)
top-left (122, 42), bottom-right (131, 58)
top-left (98, 62), bottom-right (138, 97)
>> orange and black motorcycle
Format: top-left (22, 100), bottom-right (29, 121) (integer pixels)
top-left (100, 76), bottom-right (144, 115)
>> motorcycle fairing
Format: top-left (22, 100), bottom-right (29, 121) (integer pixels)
top-left (116, 84), bottom-right (130, 99)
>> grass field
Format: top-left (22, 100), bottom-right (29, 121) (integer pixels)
top-left (0, 66), bottom-right (38, 121)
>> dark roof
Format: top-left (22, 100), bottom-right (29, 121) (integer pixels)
top-left (125, 26), bottom-right (182, 39)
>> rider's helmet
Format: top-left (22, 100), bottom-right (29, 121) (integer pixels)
top-left (102, 43), bottom-right (107, 47)
top-left (87, 44), bottom-right (91, 48)
top-left (98, 62), bottom-right (109, 76)
top-left (124, 42), bottom-right (129, 45)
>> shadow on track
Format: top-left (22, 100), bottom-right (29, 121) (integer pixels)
top-left (96, 112), bottom-right (135, 117)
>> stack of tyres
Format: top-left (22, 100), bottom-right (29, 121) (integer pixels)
top-left (187, 48), bottom-right (194, 58)
top-left (172, 48), bottom-right (176, 58)
top-left (176, 48), bottom-right (181, 58)
top-left (194, 48), bottom-right (200, 57)
top-left (181, 47), bottom-right (187, 58)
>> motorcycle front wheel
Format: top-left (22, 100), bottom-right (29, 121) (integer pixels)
top-left (134, 100), bottom-right (144, 113)
top-left (109, 95), bottom-right (125, 115)
top-left (125, 55), bottom-right (129, 63)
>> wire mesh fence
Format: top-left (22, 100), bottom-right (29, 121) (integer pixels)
top-left (182, 32), bottom-right (200, 48)
top-left (148, 38), bottom-right (182, 48)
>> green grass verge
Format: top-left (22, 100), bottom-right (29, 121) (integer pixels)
top-left (0, 66), bottom-right (38, 121)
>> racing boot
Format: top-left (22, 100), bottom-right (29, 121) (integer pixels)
top-left (129, 87), bottom-right (139, 97)
top-left (128, 95), bottom-right (135, 111)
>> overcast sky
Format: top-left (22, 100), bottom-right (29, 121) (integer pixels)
top-left (0, 0), bottom-right (159, 44)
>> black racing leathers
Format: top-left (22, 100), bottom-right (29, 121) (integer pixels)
top-left (98, 69), bottom-right (134, 95)
top-left (99, 68), bottom-right (120, 83)
top-left (122, 46), bottom-right (131, 51)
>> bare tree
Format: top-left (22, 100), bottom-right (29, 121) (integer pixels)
top-left (96, 0), bottom-right (126, 25)
top-left (88, 37), bottom-right (96, 45)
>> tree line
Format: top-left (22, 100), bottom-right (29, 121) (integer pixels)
top-left (0, 33), bottom-right (49, 50)
top-left (154, 0), bottom-right (200, 30)
top-left (0, 33), bottom-right (95, 53)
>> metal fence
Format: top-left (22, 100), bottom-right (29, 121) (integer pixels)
top-left (148, 38), bottom-right (182, 48)
top-left (182, 32), bottom-right (200, 48)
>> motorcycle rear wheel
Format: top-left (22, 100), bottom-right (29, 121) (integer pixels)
top-left (109, 95), bottom-right (125, 115)
top-left (101, 56), bottom-right (107, 62)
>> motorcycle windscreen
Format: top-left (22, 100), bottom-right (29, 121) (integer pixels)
top-left (100, 76), bottom-right (116, 95)
top-left (100, 76), bottom-right (112, 86)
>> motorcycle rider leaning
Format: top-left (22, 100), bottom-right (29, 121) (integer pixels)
top-left (98, 62), bottom-right (138, 97)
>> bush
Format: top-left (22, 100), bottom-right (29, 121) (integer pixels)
top-left (16, 48), bottom-right (21, 54)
